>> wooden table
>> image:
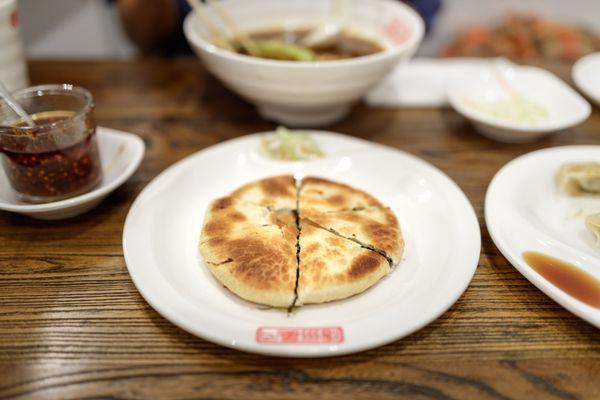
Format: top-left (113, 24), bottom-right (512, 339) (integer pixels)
top-left (0, 59), bottom-right (598, 400)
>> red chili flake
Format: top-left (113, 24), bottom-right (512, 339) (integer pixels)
top-left (0, 115), bottom-right (102, 201)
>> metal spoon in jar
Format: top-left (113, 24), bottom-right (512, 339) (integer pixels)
top-left (0, 82), bottom-right (35, 127)
top-left (300, 0), bottom-right (347, 49)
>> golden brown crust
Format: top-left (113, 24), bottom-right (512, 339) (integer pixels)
top-left (203, 233), bottom-right (295, 289)
top-left (260, 175), bottom-right (296, 198)
top-left (349, 252), bottom-right (383, 278)
top-left (231, 175), bottom-right (297, 210)
top-left (300, 177), bottom-right (383, 213)
top-left (301, 206), bottom-right (403, 265)
top-left (199, 195), bottom-right (297, 307)
top-left (200, 225), bottom-right (297, 307)
top-left (199, 175), bottom-right (403, 308)
top-left (296, 223), bottom-right (389, 305)
top-left (201, 196), bottom-right (275, 240)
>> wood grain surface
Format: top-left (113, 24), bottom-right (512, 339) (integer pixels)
top-left (0, 59), bottom-right (599, 400)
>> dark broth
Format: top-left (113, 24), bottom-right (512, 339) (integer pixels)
top-left (523, 251), bottom-right (600, 308)
top-left (239, 28), bottom-right (385, 61)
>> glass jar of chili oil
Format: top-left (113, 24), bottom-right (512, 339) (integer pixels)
top-left (0, 84), bottom-right (102, 203)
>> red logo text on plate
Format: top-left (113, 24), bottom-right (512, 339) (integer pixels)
top-left (10, 10), bottom-right (18, 29)
top-left (385, 18), bottom-right (411, 45)
top-left (256, 327), bottom-right (344, 344)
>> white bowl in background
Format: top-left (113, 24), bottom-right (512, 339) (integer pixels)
top-left (0, 127), bottom-right (145, 220)
top-left (448, 61), bottom-right (591, 143)
top-left (572, 52), bottom-right (600, 107)
top-left (184, 0), bottom-right (424, 127)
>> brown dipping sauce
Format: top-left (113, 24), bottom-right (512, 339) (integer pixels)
top-left (242, 29), bottom-right (385, 60)
top-left (0, 111), bottom-right (101, 202)
top-left (523, 251), bottom-right (600, 308)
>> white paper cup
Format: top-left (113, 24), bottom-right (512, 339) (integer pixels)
top-left (0, 0), bottom-right (28, 91)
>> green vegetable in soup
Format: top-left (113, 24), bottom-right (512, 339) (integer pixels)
top-left (253, 39), bottom-right (316, 61)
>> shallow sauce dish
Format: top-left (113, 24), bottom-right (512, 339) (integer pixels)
top-left (0, 127), bottom-right (144, 219)
top-left (183, 0), bottom-right (424, 127)
top-left (448, 63), bottom-right (591, 143)
top-left (122, 131), bottom-right (481, 357)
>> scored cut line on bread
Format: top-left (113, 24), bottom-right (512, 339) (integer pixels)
top-left (301, 218), bottom-right (396, 268)
top-left (296, 222), bottom-right (390, 305)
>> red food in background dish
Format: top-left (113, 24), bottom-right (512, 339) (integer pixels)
top-left (441, 14), bottom-right (600, 62)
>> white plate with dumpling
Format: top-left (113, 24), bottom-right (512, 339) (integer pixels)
top-left (486, 146), bottom-right (600, 328)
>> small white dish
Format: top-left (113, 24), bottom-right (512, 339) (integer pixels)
top-left (184, 0), bottom-right (424, 127)
top-left (573, 52), bottom-right (600, 107)
top-left (123, 131), bottom-right (481, 357)
top-left (0, 127), bottom-right (145, 220)
top-left (485, 146), bottom-right (600, 328)
top-left (448, 62), bottom-right (591, 143)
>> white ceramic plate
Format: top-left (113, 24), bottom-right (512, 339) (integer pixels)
top-left (486, 146), bottom-right (600, 328)
top-left (573, 52), bottom-right (600, 107)
top-left (448, 61), bottom-right (591, 143)
top-left (0, 127), bottom-right (145, 219)
top-left (123, 132), bottom-right (480, 357)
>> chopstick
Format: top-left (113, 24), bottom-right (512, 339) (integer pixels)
top-left (186, 0), bottom-right (234, 51)
top-left (490, 62), bottom-right (520, 98)
top-left (187, 0), bottom-right (261, 56)
top-left (204, 0), bottom-right (261, 56)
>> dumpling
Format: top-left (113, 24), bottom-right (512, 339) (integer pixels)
top-left (557, 162), bottom-right (600, 195)
top-left (585, 213), bottom-right (600, 246)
